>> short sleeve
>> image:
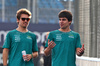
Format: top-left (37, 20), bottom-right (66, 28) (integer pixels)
top-left (32, 35), bottom-right (38, 52)
top-left (2, 32), bottom-right (11, 49)
top-left (45, 32), bottom-right (53, 47)
top-left (76, 33), bottom-right (82, 48)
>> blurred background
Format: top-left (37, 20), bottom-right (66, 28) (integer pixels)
top-left (0, 0), bottom-right (100, 66)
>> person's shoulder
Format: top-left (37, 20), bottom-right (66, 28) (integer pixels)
top-left (28, 31), bottom-right (36, 36)
top-left (70, 30), bottom-right (80, 35)
top-left (7, 29), bottom-right (17, 34)
top-left (50, 30), bottom-right (59, 34)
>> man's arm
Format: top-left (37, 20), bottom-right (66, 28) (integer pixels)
top-left (3, 48), bottom-right (9, 65)
top-left (76, 44), bottom-right (84, 56)
top-left (44, 47), bottom-right (52, 56)
top-left (32, 51), bottom-right (38, 58)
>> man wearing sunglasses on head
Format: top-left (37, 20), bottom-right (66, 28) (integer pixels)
top-left (2, 8), bottom-right (38, 66)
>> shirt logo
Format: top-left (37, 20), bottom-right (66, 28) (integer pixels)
top-left (68, 34), bottom-right (74, 38)
top-left (56, 34), bottom-right (62, 41)
top-left (14, 35), bottom-right (20, 42)
top-left (27, 36), bottom-right (32, 39)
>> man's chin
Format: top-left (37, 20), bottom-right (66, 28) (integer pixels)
top-left (23, 26), bottom-right (27, 28)
top-left (61, 27), bottom-right (66, 29)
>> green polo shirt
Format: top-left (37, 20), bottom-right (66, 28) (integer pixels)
top-left (3, 29), bottom-right (38, 66)
top-left (45, 30), bottom-right (82, 66)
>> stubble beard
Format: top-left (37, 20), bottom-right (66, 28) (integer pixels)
top-left (61, 26), bottom-right (68, 29)
top-left (23, 24), bottom-right (29, 28)
top-left (23, 26), bottom-right (27, 28)
top-left (20, 25), bottom-right (27, 29)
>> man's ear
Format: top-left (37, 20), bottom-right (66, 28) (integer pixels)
top-left (69, 21), bottom-right (72, 23)
top-left (16, 18), bottom-right (19, 24)
top-left (69, 21), bottom-right (72, 25)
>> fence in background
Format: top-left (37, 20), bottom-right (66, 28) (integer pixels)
top-left (76, 56), bottom-right (100, 66)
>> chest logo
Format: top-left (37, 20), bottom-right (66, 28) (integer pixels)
top-left (14, 35), bottom-right (20, 42)
top-left (68, 34), bottom-right (74, 38)
top-left (27, 36), bottom-right (32, 39)
top-left (56, 34), bottom-right (62, 41)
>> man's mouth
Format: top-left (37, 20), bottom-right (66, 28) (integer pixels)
top-left (24, 22), bottom-right (28, 25)
top-left (60, 24), bottom-right (64, 26)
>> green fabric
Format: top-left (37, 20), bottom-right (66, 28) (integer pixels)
top-left (45, 30), bottom-right (82, 66)
top-left (3, 29), bottom-right (38, 66)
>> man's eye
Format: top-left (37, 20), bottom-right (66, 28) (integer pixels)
top-left (62, 19), bottom-right (66, 21)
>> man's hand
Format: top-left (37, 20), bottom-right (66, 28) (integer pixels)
top-left (23, 54), bottom-right (32, 61)
top-left (77, 44), bottom-right (85, 56)
top-left (48, 39), bottom-right (56, 49)
top-left (44, 39), bottom-right (56, 56)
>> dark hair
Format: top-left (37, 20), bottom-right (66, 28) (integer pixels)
top-left (16, 8), bottom-right (32, 20)
top-left (58, 9), bottom-right (72, 21)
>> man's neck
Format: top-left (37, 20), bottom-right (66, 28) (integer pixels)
top-left (59, 27), bottom-right (71, 32)
top-left (16, 27), bottom-right (28, 32)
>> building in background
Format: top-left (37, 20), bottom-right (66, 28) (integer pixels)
top-left (0, 0), bottom-right (74, 24)
top-left (74, 0), bottom-right (100, 58)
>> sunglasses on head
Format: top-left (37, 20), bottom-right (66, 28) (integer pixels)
top-left (21, 18), bottom-right (30, 21)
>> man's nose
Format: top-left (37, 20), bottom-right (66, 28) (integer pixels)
top-left (25, 19), bottom-right (27, 21)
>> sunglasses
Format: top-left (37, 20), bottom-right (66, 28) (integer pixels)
top-left (21, 18), bottom-right (30, 21)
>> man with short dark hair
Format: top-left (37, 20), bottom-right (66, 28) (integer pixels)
top-left (44, 9), bottom-right (85, 66)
